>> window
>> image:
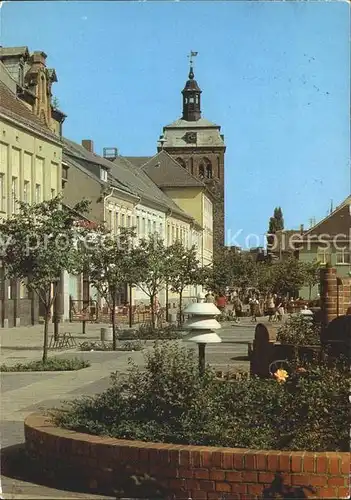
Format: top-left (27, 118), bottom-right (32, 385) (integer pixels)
top-left (136, 216), bottom-right (140, 235)
top-left (159, 223), bottom-right (163, 236)
top-left (23, 181), bottom-right (30, 204)
top-left (317, 250), bottom-right (331, 265)
top-left (176, 157), bottom-right (186, 169)
top-left (176, 227), bottom-right (179, 241)
top-left (336, 249), bottom-right (350, 265)
top-left (171, 226), bottom-right (175, 242)
top-left (100, 168), bottom-right (108, 182)
top-left (148, 220), bottom-right (151, 235)
top-left (127, 215), bottom-right (131, 228)
top-left (35, 184), bottom-right (41, 203)
top-left (199, 164), bottom-right (205, 178)
top-left (153, 221), bottom-right (156, 233)
top-left (167, 224), bottom-right (170, 243)
top-left (206, 164), bottom-right (213, 179)
top-left (121, 214), bottom-right (125, 227)
top-left (108, 210), bottom-right (113, 230)
top-left (0, 173), bottom-right (5, 212)
top-left (51, 188), bottom-right (56, 199)
top-left (11, 176), bottom-right (18, 214)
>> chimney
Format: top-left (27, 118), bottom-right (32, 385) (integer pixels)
top-left (300, 224), bottom-right (304, 234)
top-left (31, 51), bottom-right (47, 67)
top-left (82, 140), bottom-right (94, 153)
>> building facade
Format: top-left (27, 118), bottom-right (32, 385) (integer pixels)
top-left (157, 64), bottom-right (226, 252)
top-left (0, 48), bottom-right (63, 327)
top-left (298, 197), bottom-right (351, 299)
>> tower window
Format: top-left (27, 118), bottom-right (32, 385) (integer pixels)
top-left (189, 96), bottom-right (195, 103)
top-left (206, 164), bottom-right (212, 179)
top-left (176, 157), bottom-right (186, 169)
top-left (199, 165), bottom-right (205, 178)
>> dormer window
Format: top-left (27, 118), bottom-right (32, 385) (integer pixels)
top-left (100, 167), bottom-right (108, 182)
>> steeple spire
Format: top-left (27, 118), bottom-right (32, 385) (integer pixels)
top-left (182, 51), bottom-right (201, 121)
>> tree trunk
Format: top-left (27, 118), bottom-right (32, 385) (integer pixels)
top-left (178, 290), bottom-right (183, 326)
top-left (111, 294), bottom-right (117, 351)
top-left (42, 287), bottom-right (51, 363)
top-left (150, 295), bottom-right (155, 330)
top-left (42, 311), bottom-right (50, 363)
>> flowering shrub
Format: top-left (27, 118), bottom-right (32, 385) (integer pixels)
top-left (277, 314), bottom-right (321, 345)
top-left (53, 343), bottom-right (350, 452)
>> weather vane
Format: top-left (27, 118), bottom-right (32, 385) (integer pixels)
top-left (187, 51), bottom-right (198, 68)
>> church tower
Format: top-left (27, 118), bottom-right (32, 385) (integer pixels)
top-left (157, 54), bottom-right (226, 251)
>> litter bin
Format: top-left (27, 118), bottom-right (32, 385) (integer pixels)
top-left (100, 327), bottom-right (113, 342)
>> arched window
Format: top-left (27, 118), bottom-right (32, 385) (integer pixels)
top-left (176, 157), bottom-right (186, 169)
top-left (199, 157), bottom-right (212, 179)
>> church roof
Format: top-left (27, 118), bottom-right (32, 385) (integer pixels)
top-left (164, 117), bottom-right (219, 129)
top-left (161, 118), bottom-right (225, 149)
top-left (140, 150), bottom-right (205, 189)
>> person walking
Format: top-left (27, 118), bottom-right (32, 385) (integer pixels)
top-left (233, 296), bottom-right (243, 324)
top-left (266, 294), bottom-right (276, 322)
top-left (249, 295), bottom-right (259, 322)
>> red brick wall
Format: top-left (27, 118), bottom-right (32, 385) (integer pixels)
top-left (320, 267), bottom-right (351, 327)
top-left (24, 414), bottom-right (350, 500)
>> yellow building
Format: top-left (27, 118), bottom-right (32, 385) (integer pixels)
top-left (139, 150), bottom-right (214, 267)
top-left (0, 48), bottom-right (64, 326)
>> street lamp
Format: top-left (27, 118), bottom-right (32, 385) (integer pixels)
top-left (183, 293), bottom-right (222, 375)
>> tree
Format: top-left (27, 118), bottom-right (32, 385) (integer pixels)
top-left (131, 235), bottom-right (171, 329)
top-left (267, 207), bottom-right (284, 252)
top-left (204, 248), bottom-right (259, 296)
top-left (167, 241), bottom-right (202, 325)
top-left (0, 197), bottom-right (88, 362)
top-left (83, 227), bottom-right (135, 350)
top-left (271, 257), bottom-right (306, 298)
top-left (303, 260), bottom-right (320, 300)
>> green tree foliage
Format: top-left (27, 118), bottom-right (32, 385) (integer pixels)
top-left (303, 260), bottom-right (321, 299)
top-left (131, 235), bottom-right (171, 329)
top-left (167, 241), bottom-right (202, 325)
top-left (269, 207), bottom-right (284, 233)
top-left (271, 257), bottom-right (307, 297)
top-left (0, 196), bottom-right (88, 362)
top-left (267, 206), bottom-right (284, 251)
top-left (204, 248), bottom-right (258, 295)
top-left (83, 227), bottom-right (136, 350)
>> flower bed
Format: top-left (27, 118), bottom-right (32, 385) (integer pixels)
top-left (25, 413), bottom-right (350, 500)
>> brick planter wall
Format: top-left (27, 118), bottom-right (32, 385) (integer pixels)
top-left (24, 414), bottom-right (350, 500)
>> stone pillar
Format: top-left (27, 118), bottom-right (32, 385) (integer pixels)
top-left (320, 266), bottom-right (338, 330)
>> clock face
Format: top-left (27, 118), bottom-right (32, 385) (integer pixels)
top-left (184, 132), bottom-right (197, 144)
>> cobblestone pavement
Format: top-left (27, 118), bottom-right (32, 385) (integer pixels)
top-left (0, 319), bottom-right (257, 499)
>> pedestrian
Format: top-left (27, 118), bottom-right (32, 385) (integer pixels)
top-left (249, 295), bottom-right (259, 322)
top-left (266, 294), bottom-right (276, 322)
top-left (205, 292), bottom-right (215, 303)
top-left (233, 296), bottom-right (243, 323)
top-left (216, 293), bottom-right (227, 313)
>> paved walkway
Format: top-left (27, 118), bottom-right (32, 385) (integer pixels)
top-left (0, 319), bottom-right (257, 499)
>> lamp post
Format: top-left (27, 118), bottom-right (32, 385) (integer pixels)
top-left (183, 293), bottom-right (222, 375)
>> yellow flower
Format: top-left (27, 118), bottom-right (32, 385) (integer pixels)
top-left (274, 369), bottom-right (289, 383)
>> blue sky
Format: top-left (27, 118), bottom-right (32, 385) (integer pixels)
top-left (1, 1), bottom-right (350, 247)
